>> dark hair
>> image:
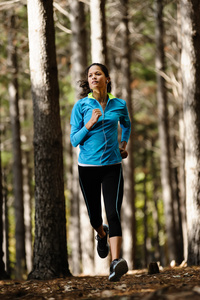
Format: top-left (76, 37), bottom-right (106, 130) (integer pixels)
top-left (79, 63), bottom-right (112, 98)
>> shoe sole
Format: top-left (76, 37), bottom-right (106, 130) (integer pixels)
top-left (109, 259), bottom-right (128, 282)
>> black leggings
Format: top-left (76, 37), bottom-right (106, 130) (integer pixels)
top-left (78, 164), bottom-right (124, 237)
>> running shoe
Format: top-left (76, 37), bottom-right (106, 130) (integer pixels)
top-left (96, 224), bottom-right (109, 258)
top-left (109, 258), bottom-right (128, 281)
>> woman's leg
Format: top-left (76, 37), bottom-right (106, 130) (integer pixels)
top-left (78, 166), bottom-right (109, 258)
top-left (96, 224), bottom-right (106, 238)
top-left (102, 164), bottom-right (128, 281)
top-left (102, 164), bottom-right (124, 256)
top-left (109, 236), bottom-right (122, 260)
top-left (78, 166), bottom-right (103, 230)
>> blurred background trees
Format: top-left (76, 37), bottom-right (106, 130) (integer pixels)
top-left (0, 0), bottom-right (200, 279)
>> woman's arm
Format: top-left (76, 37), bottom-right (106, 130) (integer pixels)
top-left (70, 103), bottom-right (102, 147)
top-left (70, 102), bottom-right (88, 147)
top-left (119, 102), bottom-right (131, 159)
top-left (120, 141), bottom-right (127, 150)
top-left (120, 102), bottom-right (131, 143)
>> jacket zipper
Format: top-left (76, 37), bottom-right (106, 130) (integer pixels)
top-left (100, 111), bottom-right (107, 164)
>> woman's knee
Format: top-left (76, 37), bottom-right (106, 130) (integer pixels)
top-left (90, 217), bottom-right (102, 230)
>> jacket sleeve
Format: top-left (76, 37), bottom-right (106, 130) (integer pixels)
top-left (120, 102), bottom-right (131, 143)
top-left (70, 102), bottom-right (89, 147)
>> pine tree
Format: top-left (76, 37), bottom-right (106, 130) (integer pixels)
top-left (180, 0), bottom-right (200, 266)
top-left (27, 0), bottom-right (71, 279)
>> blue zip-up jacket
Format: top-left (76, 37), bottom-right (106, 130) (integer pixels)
top-left (70, 93), bottom-right (131, 166)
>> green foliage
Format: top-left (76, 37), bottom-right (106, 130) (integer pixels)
top-left (1, 152), bottom-right (13, 167)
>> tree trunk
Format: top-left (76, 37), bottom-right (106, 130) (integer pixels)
top-left (69, 0), bottom-right (94, 275)
top-left (180, 0), bottom-right (200, 266)
top-left (155, 0), bottom-right (177, 264)
top-left (90, 0), bottom-right (107, 64)
top-left (22, 150), bottom-right (33, 274)
top-left (2, 171), bottom-right (10, 275)
top-left (120, 0), bottom-right (136, 270)
top-left (143, 148), bottom-right (148, 268)
top-left (70, 0), bottom-right (87, 85)
top-left (20, 98), bottom-right (33, 273)
top-left (27, 0), bottom-right (70, 279)
top-left (170, 130), bottom-right (184, 264)
top-left (174, 3), bottom-right (187, 263)
top-left (89, 0), bottom-right (110, 275)
top-left (7, 12), bottom-right (26, 279)
top-left (69, 0), bottom-right (89, 275)
top-left (150, 139), bottom-right (162, 264)
top-left (0, 148), bottom-right (9, 279)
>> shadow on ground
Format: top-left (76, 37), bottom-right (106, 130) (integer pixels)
top-left (1, 266), bottom-right (200, 299)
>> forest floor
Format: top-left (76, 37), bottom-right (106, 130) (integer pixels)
top-left (1, 266), bottom-right (200, 300)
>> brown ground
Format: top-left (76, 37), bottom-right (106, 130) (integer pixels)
top-left (1, 266), bottom-right (200, 299)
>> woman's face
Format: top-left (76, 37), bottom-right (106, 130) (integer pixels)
top-left (88, 65), bottom-right (108, 91)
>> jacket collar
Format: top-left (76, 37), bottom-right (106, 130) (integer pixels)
top-left (88, 92), bottom-right (116, 100)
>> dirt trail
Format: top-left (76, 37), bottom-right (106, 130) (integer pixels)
top-left (1, 266), bottom-right (200, 299)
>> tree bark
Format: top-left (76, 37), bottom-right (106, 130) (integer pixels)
top-left (2, 172), bottom-right (10, 275)
top-left (69, 0), bottom-right (95, 275)
top-left (155, 0), bottom-right (177, 264)
top-left (172, 3), bottom-right (187, 263)
top-left (180, 0), bottom-right (200, 266)
top-left (0, 147), bottom-right (9, 279)
top-left (90, 0), bottom-right (107, 64)
top-left (69, 0), bottom-right (84, 275)
top-left (89, 0), bottom-right (110, 275)
top-left (170, 130), bottom-right (184, 264)
top-left (120, 0), bottom-right (136, 270)
top-left (143, 149), bottom-right (148, 268)
top-left (22, 150), bottom-right (33, 274)
top-left (150, 139), bottom-right (162, 264)
top-left (7, 12), bottom-right (26, 279)
top-left (27, 0), bottom-right (70, 279)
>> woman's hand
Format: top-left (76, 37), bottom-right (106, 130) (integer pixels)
top-left (119, 141), bottom-right (128, 159)
top-left (86, 109), bottom-right (102, 130)
top-left (119, 147), bottom-right (128, 159)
